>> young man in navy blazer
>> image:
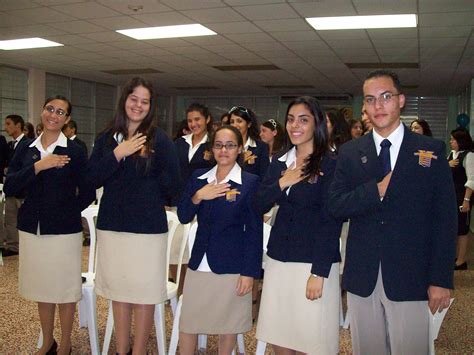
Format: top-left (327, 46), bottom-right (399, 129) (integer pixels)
top-left (328, 70), bottom-right (457, 354)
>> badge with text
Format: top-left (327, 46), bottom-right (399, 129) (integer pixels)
top-left (226, 188), bottom-right (240, 202)
top-left (203, 150), bottom-right (212, 161)
top-left (243, 150), bottom-right (257, 165)
top-left (414, 150), bottom-right (438, 167)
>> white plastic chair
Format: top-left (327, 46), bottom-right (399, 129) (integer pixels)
top-left (101, 210), bottom-right (188, 355)
top-left (37, 205), bottom-right (100, 354)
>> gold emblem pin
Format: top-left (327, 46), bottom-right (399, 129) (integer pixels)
top-left (414, 150), bottom-right (437, 167)
top-left (226, 189), bottom-right (240, 202)
top-left (203, 150), bottom-right (212, 161)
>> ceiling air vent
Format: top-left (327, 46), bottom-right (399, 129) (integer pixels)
top-left (345, 63), bottom-right (419, 69)
top-left (263, 85), bottom-right (314, 89)
top-left (213, 65), bottom-right (280, 71)
top-left (101, 68), bottom-right (163, 75)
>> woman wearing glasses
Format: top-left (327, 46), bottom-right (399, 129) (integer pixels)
top-left (89, 77), bottom-right (180, 355)
top-left (177, 125), bottom-right (263, 354)
top-left (4, 96), bottom-right (95, 354)
top-left (254, 96), bottom-right (342, 354)
top-left (229, 106), bottom-right (269, 179)
top-left (259, 119), bottom-right (285, 161)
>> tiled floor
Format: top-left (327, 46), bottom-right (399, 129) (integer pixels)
top-left (0, 249), bottom-right (472, 354)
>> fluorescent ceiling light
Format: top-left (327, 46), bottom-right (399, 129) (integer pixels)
top-left (116, 24), bottom-right (217, 40)
top-left (306, 14), bottom-right (417, 30)
top-left (0, 37), bottom-right (63, 50)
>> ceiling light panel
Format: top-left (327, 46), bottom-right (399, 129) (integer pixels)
top-left (306, 14), bottom-right (417, 30)
top-left (116, 24), bottom-right (217, 40)
top-left (0, 37), bottom-right (63, 50)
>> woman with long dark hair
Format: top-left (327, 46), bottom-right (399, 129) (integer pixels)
top-left (259, 119), bottom-right (285, 161)
top-left (4, 95), bottom-right (95, 354)
top-left (89, 77), bottom-right (180, 354)
top-left (410, 119), bottom-right (433, 137)
top-left (229, 106), bottom-right (269, 179)
top-left (255, 96), bottom-right (342, 354)
top-left (448, 128), bottom-right (473, 270)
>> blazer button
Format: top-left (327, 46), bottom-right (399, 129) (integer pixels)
top-left (380, 220), bottom-right (385, 225)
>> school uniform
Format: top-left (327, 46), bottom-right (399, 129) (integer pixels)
top-left (254, 147), bottom-right (342, 354)
top-left (241, 137), bottom-right (269, 179)
top-left (70, 134), bottom-right (88, 156)
top-left (177, 163), bottom-right (263, 334)
top-left (3, 132), bottom-right (95, 303)
top-left (88, 127), bottom-right (180, 305)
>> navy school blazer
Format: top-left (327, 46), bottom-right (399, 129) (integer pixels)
top-left (242, 139), bottom-right (270, 179)
top-left (177, 167), bottom-right (263, 278)
top-left (88, 128), bottom-right (181, 234)
top-left (253, 151), bottom-right (342, 277)
top-left (175, 136), bottom-right (215, 186)
top-left (328, 126), bottom-right (457, 301)
top-left (4, 139), bottom-right (95, 235)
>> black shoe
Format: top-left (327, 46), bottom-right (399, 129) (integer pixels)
top-left (2, 249), bottom-right (18, 257)
top-left (455, 262), bottom-right (468, 270)
top-left (82, 276), bottom-right (87, 283)
top-left (46, 340), bottom-right (58, 355)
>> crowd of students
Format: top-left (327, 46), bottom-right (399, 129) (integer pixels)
top-left (1, 70), bottom-right (465, 355)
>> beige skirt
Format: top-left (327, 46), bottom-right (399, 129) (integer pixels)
top-left (19, 230), bottom-right (82, 304)
top-left (95, 229), bottom-right (168, 304)
top-left (169, 223), bottom-right (189, 265)
top-left (256, 257), bottom-right (340, 354)
top-left (180, 269), bottom-right (252, 334)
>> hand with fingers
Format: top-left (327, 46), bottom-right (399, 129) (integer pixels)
top-left (448, 159), bottom-right (459, 168)
top-left (236, 276), bottom-right (254, 296)
top-left (191, 181), bottom-right (231, 205)
top-left (279, 162), bottom-right (307, 190)
top-left (34, 154), bottom-right (71, 174)
top-left (428, 285), bottom-right (451, 314)
top-left (113, 133), bottom-right (147, 161)
top-left (306, 274), bottom-right (324, 301)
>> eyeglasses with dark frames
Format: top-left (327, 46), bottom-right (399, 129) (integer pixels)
top-left (364, 92), bottom-right (401, 106)
top-left (44, 105), bottom-right (69, 117)
top-left (213, 142), bottom-right (239, 150)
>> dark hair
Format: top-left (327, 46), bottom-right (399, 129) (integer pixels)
top-left (5, 114), bottom-right (25, 130)
top-left (210, 125), bottom-right (244, 165)
top-left (63, 119), bottom-right (78, 133)
top-left (327, 110), bottom-right (351, 151)
top-left (262, 119), bottom-right (285, 155)
top-left (451, 128), bottom-right (473, 151)
top-left (44, 95), bottom-right (72, 116)
top-left (365, 70), bottom-right (403, 94)
top-left (228, 106), bottom-right (260, 142)
top-left (111, 77), bottom-right (157, 168)
top-left (284, 96), bottom-right (329, 180)
top-left (186, 102), bottom-right (213, 133)
top-left (220, 113), bottom-right (230, 125)
top-left (23, 122), bottom-right (35, 139)
top-left (410, 119), bottom-right (433, 137)
top-left (174, 119), bottom-right (190, 141)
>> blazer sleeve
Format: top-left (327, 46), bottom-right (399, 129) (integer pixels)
top-left (87, 133), bottom-right (121, 189)
top-left (177, 172), bottom-right (201, 224)
top-left (328, 146), bottom-right (381, 220)
top-left (257, 142), bottom-right (270, 178)
top-left (428, 141), bottom-right (457, 289)
top-left (154, 130), bottom-right (182, 202)
top-left (3, 143), bottom-right (38, 196)
top-left (71, 146), bottom-right (97, 211)
top-left (241, 177), bottom-right (264, 278)
top-left (253, 160), bottom-right (285, 215)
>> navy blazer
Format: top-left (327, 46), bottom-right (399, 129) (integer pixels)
top-left (328, 126), bottom-right (457, 301)
top-left (175, 136), bottom-right (215, 186)
top-left (73, 137), bottom-right (88, 156)
top-left (4, 139), bottom-right (95, 235)
top-left (254, 151), bottom-right (342, 277)
top-left (0, 135), bottom-right (8, 180)
top-left (242, 140), bottom-right (270, 179)
top-left (88, 128), bottom-right (181, 234)
top-left (177, 167), bottom-right (263, 278)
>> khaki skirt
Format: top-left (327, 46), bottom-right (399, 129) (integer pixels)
top-left (180, 269), bottom-right (252, 334)
top-left (19, 230), bottom-right (82, 304)
top-left (256, 257), bottom-right (340, 354)
top-left (95, 229), bottom-right (168, 304)
top-left (169, 223), bottom-right (189, 265)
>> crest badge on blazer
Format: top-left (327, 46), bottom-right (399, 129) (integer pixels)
top-left (243, 150), bottom-right (257, 165)
top-left (414, 150), bottom-right (437, 167)
top-left (203, 150), bottom-right (212, 161)
top-left (226, 189), bottom-right (240, 202)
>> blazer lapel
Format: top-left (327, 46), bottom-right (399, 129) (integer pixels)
top-left (358, 134), bottom-right (379, 177)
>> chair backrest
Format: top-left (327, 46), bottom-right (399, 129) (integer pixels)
top-left (176, 221), bottom-right (197, 282)
top-left (166, 210), bottom-right (182, 280)
top-left (81, 205), bottom-right (99, 274)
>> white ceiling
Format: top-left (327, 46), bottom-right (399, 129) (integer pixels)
top-left (0, 0), bottom-right (473, 97)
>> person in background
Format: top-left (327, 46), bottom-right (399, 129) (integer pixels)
top-left (410, 118), bottom-right (433, 137)
top-left (23, 122), bottom-right (36, 139)
top-left (329, 70), bottom-right (456, 355)
top-left (220, 112), bottom-right (230, 125)
top-left (448, 128), bottom-right (473, 270)
top-left (348, 118), bottom-right (364, 139)
top-left (229, 106), bottom-right (269, 179)
top-left (259, 119), bottom-right (285, 161)
top-left (63, 120), bottom-right (88, 155)
top-left (36, 122), bottom-right (44, 137)
top-left (327, 110), bottom-right (351, 152)
top-left (174, 119), bottom-right (192, 141)
top-left (361, 108), bottom-right (373, 133)
top-left (255, 96), bottom-right (342, 354)
top-left (177, 125), bottom-right (262, 354)
top-left (1, 114), bottom-right (31, 257)
top-left (89, 77), bottom-right (180, 355)
top-left (4, 95), bottom-right (95, 354)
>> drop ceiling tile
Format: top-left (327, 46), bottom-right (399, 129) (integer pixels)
top-left (72, 42), bottom-right (118, 52)
top-left (145, 38), bottom-right (194, 48)
top-left (269, 30), bottom-right (320, 42)
top-left (366, 28), bottom-right (418, 39)
top-left (225, 0), bottom-right (286, 5)
top-left (48, 20), bottom-right (107, 34)
top-left (420, 26), bottom-right (472, 38)
top-left (240, 41), bottom-right (287, 51)
top-left (378, 54), bottom-right (418, 62)
top-left (82, 31), bottom-right (130, 42)
top-left (418, 0), bottom-right (474, 13)
top-left (225, 32), bottom-right (274, 43)
top-left (132, 11), bottom-right (193, 26)
top-left (333, 47), bottom-right (378, 57)
top-left (206, 21), bottom-right (262, 34)
top-left (88, 16), bottom-right (149, 30)
top-left (182, 7), bottom-right (245, 23)
top-left (15, 24), bottom-right (68, 37)
top-left (291, 0), bottom-right (356, 17)
top-left (233, 3), bottom-right (299, 20)
top-left (376, 47), bottom-right (418, 57)
top-left (325, 39), bottom-right (373, 49)
top-left (5, 7), bottom-right (76, 25)
top-left (166, 46), bottom-right (214, 55)
top-left (46, 34), bottom-right (95, 45)
top-left (96, 0), bottom-right (173, 15)
top-left (419, 12), bottom-right (474, 27)
top-left (284, 40), bottom-right (330, 50)
top-left (2, 0), bottom-right (41, 10)
top-left (318, 30), bottom-right (369, 41)
top-left (51, 2), bottom-right (122, 19)
top-left (202, 43), bottom-right (246, 54)
top-left (352, 0), bottom-right (417, 15)
top-left (159, 0), bottom-right (226, 11)
top-left (183, 35), bottom-right (234, 46)
top-left (254, 19), bottom-right (310, 32)
top-left (372, 38), bottom-right (417, 48)
top-left (107, 40), bottom-right (155, 50)
top-left (420, 38), bottom-right (468, 48)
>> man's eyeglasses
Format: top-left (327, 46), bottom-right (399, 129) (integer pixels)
top-left (364, 92), bottom-right (400, 106)
top-left (228, 106), bottom-right (250, 116)
top-left (213, 142), bottom-right (238, 150)
top-left (44, 105), bottom-right (69, 117)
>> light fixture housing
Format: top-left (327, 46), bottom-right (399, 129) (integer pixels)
top-left (0, 37), bottom-right (63, 50)
top-left (306, 14), bottom-right (417, 30)
top-left (116, 24), bottom-right (217, 40)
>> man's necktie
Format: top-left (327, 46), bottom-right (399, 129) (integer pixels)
top-left (379, 139), bottom-right (392, 177)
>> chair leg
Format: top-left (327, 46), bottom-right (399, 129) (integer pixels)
top-left (37, 329), bottom-right (43, 349)
top-left (255, 340), bottom-right (266, 355)
top-left (198, 334), bottom-right (207, 351)
top-left (168, 296), bottom-right (182, 355)
top-left (339, 296), bottom-right (344, 327)
top-left (102, 301), bottom-right (114, 355)
top-left (237, 333), bottom-right (245, 354)
top-left (84, 289), bottom-right (100, 355)
top-left (78, 297), bottom-right (87, 328)
top-left (154, 303), bottom-right (167, 355)
top-left (343, 307), bottom-right (350, 329)
top-left (170, 296), bottom-right (178, 317)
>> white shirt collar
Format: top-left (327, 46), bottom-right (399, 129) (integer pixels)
top-left (29, 132), bottom-right (68, 156)
top-left (244, 137), bottom-right (257, 150)
top-left (372, 122), bottom-right (404, 154)
top-left (278, 146), bottom-right (297, 168)
top-left (70, 135), bottom-right (77, 140)
top-left (184, 133), bottom-right (208, 147)
top-left (198, 162), bottom-right (242, 185)
top-left (113, 132), bottom-right (124, 144)
top-left (14, 133), bottom-right (25, 142)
